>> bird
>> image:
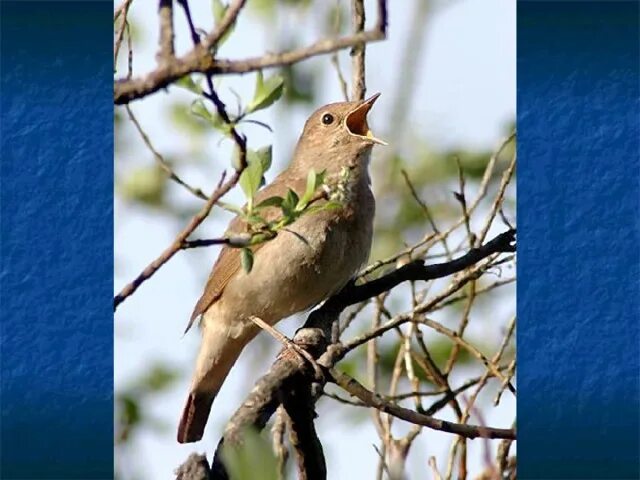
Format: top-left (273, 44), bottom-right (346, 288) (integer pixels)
top-left (177, 93), bottom-right (385, 443)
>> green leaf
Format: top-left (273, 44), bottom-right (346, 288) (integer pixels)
top-left (246, 214), bottom-right (267, 225)
top-left (190, 99), bottom-right (225, 131)
top-left (249, 231), bottom-right (275, 245)
top-left (217, 201), bottom-right (244, 215)
top-left (211, 0), bottom-right (235, 48)
top-left (212, 0), bottom-right (227, 22)
top-left (255, 195), bottom-right (283, 209)
top-left (297, 168), bottom-right (326, 210)
top-left (281, 189), bottom-right (299, 217)
top-left (240, 248), bottom-right (254, 273)
top-left (239, 146), bottom-right (272, 208)
top-left (239, 160), bottom-right (264, 209)
top-left (175, 75), bottom-right (203, 94)
top-left (247, 71), bottom-right (285, 113)
top-left (248, 145), bottom-right (273, 174)
top-left (222, 428), bottom-right (278, 480)
top-left (119, 165), bottom-right (167, 207)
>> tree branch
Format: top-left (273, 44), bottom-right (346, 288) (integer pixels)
top-left (157, 0), bottom-right (175, 64)
top-left (281, 375), bottom-right (327, 480)
top-left (114, 3), bottom-right (388, 105)
top-left (351, 0), bottom-right (366, 101)
top-left (124, 104), bottom-right (208, 201)
top-left (330, 370), bottom-right (515, 440)
top-left (113, 171), bottom-right (234, 310)
top-left (325, 228), bottom-right (516, 313)
top-left (194, 230), bottom-right (516, 478)
top-left (209, 328), bottom-right (328, 479)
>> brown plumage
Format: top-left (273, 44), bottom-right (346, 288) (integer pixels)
top-left (178, 94), bottom-right (384, 443)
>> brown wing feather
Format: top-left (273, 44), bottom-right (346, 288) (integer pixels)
top-left (185, 173), bottom-right (308, 332)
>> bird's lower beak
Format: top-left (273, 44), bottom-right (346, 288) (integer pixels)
top-left (345, 92), bottom-right (388, 145)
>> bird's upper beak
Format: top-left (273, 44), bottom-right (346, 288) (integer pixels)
top-left (345, 93), bottom-right (387, 145)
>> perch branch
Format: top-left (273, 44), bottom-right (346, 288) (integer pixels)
top-left (199, 230), bottom-right (515, 478)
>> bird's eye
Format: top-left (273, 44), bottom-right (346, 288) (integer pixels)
top-left (321, 113), bottom-right (334, 125)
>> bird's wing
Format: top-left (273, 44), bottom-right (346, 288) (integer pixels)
top-left (185, 174), bottom-right (307, 332)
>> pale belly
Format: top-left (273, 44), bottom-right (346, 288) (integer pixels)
top-left (208, 206), bottom-right (373, 337)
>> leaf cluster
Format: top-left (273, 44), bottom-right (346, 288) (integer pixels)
top-left (230, 163), bottom-right (342, 273)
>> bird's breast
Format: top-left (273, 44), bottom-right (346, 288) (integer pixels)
top-left (214, 181), bottom-right (374, 331)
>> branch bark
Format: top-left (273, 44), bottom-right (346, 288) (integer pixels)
top-left (193, 230), bottom-right (516, 479)
top-left (281, 374), bottom-right (327, 480)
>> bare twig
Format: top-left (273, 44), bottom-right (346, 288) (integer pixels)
top-left (494, 358), bottom-right (517, 406)
top-left (250, 316), bottom-right (325, 384)
top-left (114, 0), bottom-right (134, 67)
top-left (113, 170), bottom-right (235, 310)
top-left (454, 157), bottom-right (475, 247)
top-left (157, 0), bottom-right (175, 64)
top-left (114, 0), bottom-right (133, 21)
top-left (331, 370), bottom-right (515, 440)
top-left (330, 0), bottom-right (350, 101)
top-left (201, 0), bottom-right (247, 51)
top-left (477, 149), bottom-right (517, 245)
top-left (177, 0), bottom-right (248, 171)
top-left (334, 229), bottom-right (515, 313)
top-left (124, 105), bottom-right (208, 200)
top-left (359, 132), bottom-right (516, 278)
top-left (351, 0), bottom-right (367, 101)
top-left (401, 169), bottom-right (452, 259)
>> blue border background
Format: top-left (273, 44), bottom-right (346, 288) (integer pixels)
top-left (518, 1), bottom-right (639, 478)
top-left (1, 2), bottom-right (113, 478)
top-left (0, 0), bottom-right (638, 479)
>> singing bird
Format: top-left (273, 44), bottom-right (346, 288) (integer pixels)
top-left (178, 93), bottom-right (385, 443)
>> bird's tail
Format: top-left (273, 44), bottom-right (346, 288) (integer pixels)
top-left (177, 322), bottom-right (249, 443)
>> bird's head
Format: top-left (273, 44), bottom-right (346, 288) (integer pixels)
top-left (292, 93), bottom-right (386, 173)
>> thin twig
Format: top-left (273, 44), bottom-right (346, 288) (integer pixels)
top-left (351, 0), bottom-right (367, 101)
top-left (359, 132), bottom-right (516, 278)
top-left (113, 170), bottom-right (235, 310)
top-left (177, 0), bottom-right (248, 170)
top-left (401, 169), bottom-right (452, 259)
top-left (454, 157), bottom-right (475, 247)
top-left (250, 316), bottom-right (325, 384)
top-left (478, 148), bottom-right (517, 245)
top-left (494, 358), bottom-right (516, 406)
top-left (157, 0), bottom-right (175, 64)
top-left (331, 370), bottom-right (515, 440)
top-left (124, 105), bottom-right (208, 200)
top-left (114, 0), bottom-right (134, 67)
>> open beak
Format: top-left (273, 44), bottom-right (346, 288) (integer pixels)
top-left (345, 92), bottom-right (388, 145)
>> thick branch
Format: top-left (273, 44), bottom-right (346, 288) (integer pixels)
top-left (209, 328), bottom-right (327, 479)
top-left (281, 375), bottom-right (327, 480)
top-left (175, 453), bottom-right (211, 480)
top-left (201, 230), bottom-right (515, 477)
top-left (325, 229), bottom-right (516, 313)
